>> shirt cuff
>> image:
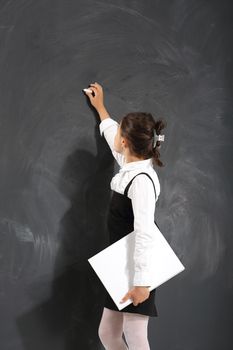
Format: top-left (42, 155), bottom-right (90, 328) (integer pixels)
top-left (99, 117), bottom-right (119, 136)
top-left (133, 270), bottom-right (152, 286)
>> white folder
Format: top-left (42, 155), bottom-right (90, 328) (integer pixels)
top-left (88, 224), bottom-right (185, 310)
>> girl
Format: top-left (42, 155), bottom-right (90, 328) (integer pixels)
top-left (84, 82), bottom-right (166, 350)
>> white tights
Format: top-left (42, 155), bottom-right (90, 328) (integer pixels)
top-left (98, 307), bottom-right (150, 350)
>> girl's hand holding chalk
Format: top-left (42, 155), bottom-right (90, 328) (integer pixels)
top-left (83, 82), bottom-right (105, 112)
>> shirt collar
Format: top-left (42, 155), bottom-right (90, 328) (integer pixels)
top-left (120, 158), bottom-right (153, 172)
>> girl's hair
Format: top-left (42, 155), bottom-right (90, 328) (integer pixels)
top-left (120, 112), bottom-right (167, 167)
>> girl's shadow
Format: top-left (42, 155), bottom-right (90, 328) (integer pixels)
top-left (16, 110), bottom-right (116, 349)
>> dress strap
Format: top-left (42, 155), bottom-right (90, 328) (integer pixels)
top-left (124, 172), bottom-right (156, 197)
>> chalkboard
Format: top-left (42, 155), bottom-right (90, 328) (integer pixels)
top-left (0, 0), bottom-right (232, 349)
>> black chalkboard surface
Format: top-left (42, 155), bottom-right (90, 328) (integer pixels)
top-left (0, 1), bottom-right (232, 349)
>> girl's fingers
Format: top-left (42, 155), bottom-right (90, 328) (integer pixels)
top-left (120, 291), bottom-right (131, 303)
top-left (89, 87), bottom-right (98, 93)
top-left (94, 82), bottom-right (102, 88)
top-left (90, 83), bottom-right (102, 89)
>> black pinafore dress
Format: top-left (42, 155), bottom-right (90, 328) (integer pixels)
top-left (104, 171), bottom-right (159, 317)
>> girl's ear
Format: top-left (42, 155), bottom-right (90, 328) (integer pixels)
top-left (121, 137), bottom-right (128, 148)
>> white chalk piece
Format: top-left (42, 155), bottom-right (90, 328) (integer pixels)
top-left (88, 224), bottom-right (185, 310)
top-left (83, 88), bottom-right (93, 93)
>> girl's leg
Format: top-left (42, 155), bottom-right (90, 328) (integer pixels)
top-left (122, 312), bottom-right (150, 350)
top-left (98, 307), bottom-right (128, 350)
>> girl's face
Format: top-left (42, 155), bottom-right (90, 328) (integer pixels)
top-left (114, 122), bottom-right (126, 154)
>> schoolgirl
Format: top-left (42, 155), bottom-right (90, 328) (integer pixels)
top-left (84, 82), bottom-right (166, 350)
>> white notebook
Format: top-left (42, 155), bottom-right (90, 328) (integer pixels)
top-left (88, 224), bottom-right (185, 310)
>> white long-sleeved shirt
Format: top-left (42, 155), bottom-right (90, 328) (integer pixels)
top-left (99, 116), bottom-right (161, 286)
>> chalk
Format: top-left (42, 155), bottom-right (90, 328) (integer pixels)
top-left (83, 88), bottom-right (93, 93)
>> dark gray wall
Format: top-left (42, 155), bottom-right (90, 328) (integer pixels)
top-left (0, 1), bottom-right (232, 349)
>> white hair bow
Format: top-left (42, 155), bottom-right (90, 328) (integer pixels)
top-left (153, 129), bottom-right (165, 148)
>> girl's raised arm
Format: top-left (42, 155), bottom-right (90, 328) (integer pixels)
top-left (84, 82), bottom-right (125, 167)
top-left (99, 117), bottom-right (125, 167)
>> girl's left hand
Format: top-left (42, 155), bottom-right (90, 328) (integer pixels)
top-left (120, 286), bottom-right (150, 306)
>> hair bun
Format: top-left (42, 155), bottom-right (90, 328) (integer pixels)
top-left (155, 119), bottom-right (166, 134)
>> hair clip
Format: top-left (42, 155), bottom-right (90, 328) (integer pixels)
top-left (153, 129), bottom-right (165, 148)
